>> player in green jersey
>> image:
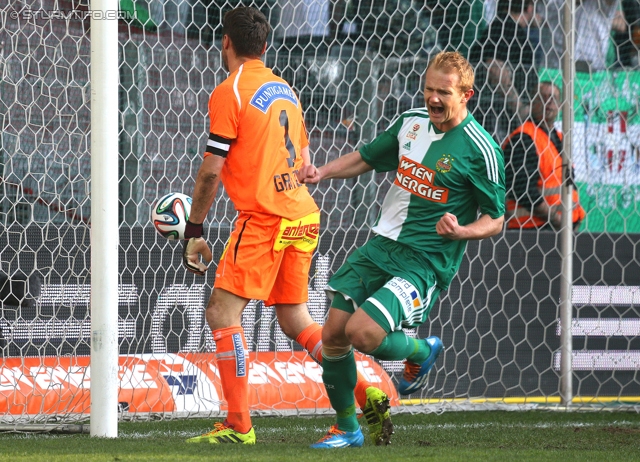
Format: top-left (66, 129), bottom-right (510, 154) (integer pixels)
top-left (299, 51), bottom-right (506, 448)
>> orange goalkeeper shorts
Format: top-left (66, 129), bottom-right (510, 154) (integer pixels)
top-left (214, 210), bottom-right (320, 306)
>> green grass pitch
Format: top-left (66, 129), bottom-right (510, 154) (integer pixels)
top-left (1, 411), bottom-right (640, 461)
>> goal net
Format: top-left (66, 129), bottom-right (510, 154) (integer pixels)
top-left (1, 0), bottom-right (640, 427)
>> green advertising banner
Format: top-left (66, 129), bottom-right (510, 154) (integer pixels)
top-left (539, 68), bottom-right (640, 233)
top-left (578, 183), bottom-right (640, 232)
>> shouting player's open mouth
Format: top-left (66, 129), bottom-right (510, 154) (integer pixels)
top-left (429, 105), bottom-right (444, 116)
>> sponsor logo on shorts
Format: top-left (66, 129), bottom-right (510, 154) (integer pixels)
top-left (410, 290), bottom-right (421, 308)
top-left (281, 221), bottom-right (319, 240)
top-left (250, 82), bottom-right (298, 113)
top-left (274, 214), bottom-right (320, 252)
top-left (384, 277), bottom-right (423, 318)
top-left (232, 333), bottom-right (246, 377)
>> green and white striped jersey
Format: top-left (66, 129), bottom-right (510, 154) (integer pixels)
top-left (359, 108), bottom-right (506, 289)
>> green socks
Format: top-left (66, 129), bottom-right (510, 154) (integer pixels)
top-left (322, 349), bottom-right (359, 432)
top-left (370, 331), bottom-right (431, 363)
top-left (321, 335), bottom-right (432, 432)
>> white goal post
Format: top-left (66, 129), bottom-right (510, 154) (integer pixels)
top-left (90, 0), bottom-right (120, 437)
top-left (1, 0), bottom-right (640, 431)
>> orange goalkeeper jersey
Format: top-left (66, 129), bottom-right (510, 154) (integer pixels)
top-left (205, 59), bottom-right (318, 220)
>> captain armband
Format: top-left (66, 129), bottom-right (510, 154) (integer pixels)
top-left (205, 133), bottom-right (231, 157)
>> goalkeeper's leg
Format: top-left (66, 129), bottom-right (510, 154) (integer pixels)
top-left (187, 289), bottom-right (254, 444)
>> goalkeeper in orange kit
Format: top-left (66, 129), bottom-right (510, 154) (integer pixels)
top-left (181, 6), bottom-right (393, 446)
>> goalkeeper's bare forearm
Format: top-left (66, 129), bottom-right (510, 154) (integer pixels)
top-left (189, 154), bottom-right (224, 224)
top-left (297, 150), bottom-right (373, 184)
top-left (182, 154), bottom-right (224, 275)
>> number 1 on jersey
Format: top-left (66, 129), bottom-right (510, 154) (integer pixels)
top-left (279, 109), bottom-right (296, 168)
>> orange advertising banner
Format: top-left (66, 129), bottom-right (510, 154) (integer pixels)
top-left (0, 352), bottom-right (398, 417)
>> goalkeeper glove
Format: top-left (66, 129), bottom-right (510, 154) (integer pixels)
top-left (183, 221), bottom-right (212, 276)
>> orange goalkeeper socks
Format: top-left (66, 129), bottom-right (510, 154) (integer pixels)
top-left (296, 322), bottom-right (323, 362)
top-left (213, 326), bottom-right (252, 433)
top-left (296, 322), bottom-right (372, 409)
top-left (353, 374), bottom-right (370, 409)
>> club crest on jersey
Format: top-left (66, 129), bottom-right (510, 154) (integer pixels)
top-left (250, 82), bottom-right (298, 113)
top-left (436, 154), bottom-right (454, 173)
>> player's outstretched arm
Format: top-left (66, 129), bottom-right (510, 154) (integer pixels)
top-left (297, 150), bottom-right (373, 184)
top-left (436, 212), bottom-right (504, 241)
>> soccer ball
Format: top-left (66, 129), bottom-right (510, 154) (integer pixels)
top-left (151, 192), bottom-right (192, 240)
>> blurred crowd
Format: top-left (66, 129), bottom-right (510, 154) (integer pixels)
top-left (468, 0), bottom-right (637, 142)
top-left (165, 0), bottom-right (640, 69)
top-left (140, 1), bottom-right (639, 67)
top-left (136, 0), bottom-right (639, 137)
